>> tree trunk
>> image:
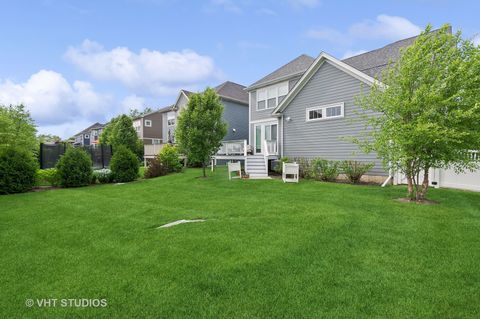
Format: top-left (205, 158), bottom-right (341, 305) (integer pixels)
top-left (405, 160), bottom-right (415, 200)
top-left (417, 167), bottom-right (430, 201)
top-left (202, 162), bottom-right (206, 178)
top-left (406, 174), bottom-right (415, 200)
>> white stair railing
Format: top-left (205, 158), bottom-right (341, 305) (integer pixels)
top-left (262, 139), bottom-right (269, 174)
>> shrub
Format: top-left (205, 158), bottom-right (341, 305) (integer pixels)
top-left (144, 157), bottom-right (168, 179)
top-left (158, 144), bottom-right (182, 173)
top-left (341, 160), bottom-right (374, 184)
top-left (293, 157), bottom-right (314, 179)
top-left (56, 147), bottom-right (93, 187)
top-left (0, 147), bottom-right (37, 194)
top-left (36, 168), bottom-right (60, 187)
top-left (312, 158), bottom-right (340, 182)
top-left (274, 157), bottom-right (290, 174)
top-left (93, 168), bottom-right (113, 184)
top-left (110, 146), bottom-right (139, 182)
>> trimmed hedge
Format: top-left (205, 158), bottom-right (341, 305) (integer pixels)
top-left (0, 147), bottom-right (37, 194)
top-left (110, 146), bottom-right (139, 182)
top-left (56, 147), bottom-right (93, 187)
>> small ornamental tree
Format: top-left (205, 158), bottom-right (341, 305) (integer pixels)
top-left (356, 24), bottom-right (480, 201)
top-left (175, 88), bottom-right (227, 177)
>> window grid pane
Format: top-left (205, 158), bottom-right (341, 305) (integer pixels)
top-left (267, 98), bottom-right (276, 109)
top-left (257, 100), bottom-right (266, 110)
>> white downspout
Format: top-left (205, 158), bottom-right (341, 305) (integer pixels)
top-left (280, 115), bottom-right (284, 158)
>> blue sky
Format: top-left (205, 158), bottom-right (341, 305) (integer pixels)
top-left (0, 0), bottom-right (478, 138)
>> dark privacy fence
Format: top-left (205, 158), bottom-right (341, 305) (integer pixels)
top-left (39, 143), bottom-right (113, 169)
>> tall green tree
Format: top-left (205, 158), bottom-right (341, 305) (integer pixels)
top-left (99, 116), bottom-right (120, 145)
top-left (357, 24), bottom-right (480, 201)
top-left (0, 104), bottom-right (37, 153)
top-left (109, 115), bottom-right (141, 154)
top-left (175, 88), bottom-right (227, 177)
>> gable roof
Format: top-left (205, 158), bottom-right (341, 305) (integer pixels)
top-left (175, 81), bottom-right (249, 107)
top-left (75, 122), bottom-right (105, 136)
top-left (214, 81), bottom-right (248, 104)
top-left (246, 54), bottom-right (315, 91)
top-left (272, 52), bottom-right (379, 115)
top-left (271, 29), bottom-right (450, 115)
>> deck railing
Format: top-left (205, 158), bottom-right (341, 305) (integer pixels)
top-left (217, 140), bottom-right (247, 156)
top-left (144, 143), bottom-right (164, 157)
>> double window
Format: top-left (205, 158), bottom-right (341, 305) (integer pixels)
top-left (306, 102), bottom-right (344, 122)
top-left (256, 82), bottom-right (288, 111)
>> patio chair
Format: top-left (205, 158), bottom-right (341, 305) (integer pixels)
top-left (228, 162), bottom-right (242, 180)
top-left (282, 162), bottom-right (299, 183)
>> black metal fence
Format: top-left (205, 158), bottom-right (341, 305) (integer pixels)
top-left (39, 143), bottom-right (113, 169)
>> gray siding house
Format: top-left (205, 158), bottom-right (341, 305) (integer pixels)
top-left (150, 81), bottom-right (249, 160)
top-left (244, 34), bottom-right (421, 179)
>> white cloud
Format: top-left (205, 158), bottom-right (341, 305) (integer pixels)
top-left (288, 0), bottom-right (321, 8)
top-left (64, 39), bottom-right (221, 96)
top-left (349, 15), bottom-right (422, 41)
top-left (209, 0), bottom-right (242, 13)
top-left (306, 15), bottom-right (422, 45)
top-left (342, 49), bottom-right (367, 59)
top-left (121, 94), bottom-right (146, 113)
top-left (0, 70), bottom-right (113, 138)
top-left (305, 27), bottom-right (350, 45)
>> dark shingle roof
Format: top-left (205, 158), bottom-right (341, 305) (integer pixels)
top-left (75, 122), bottom-right (105, 136)
top-left (341, 37), bottom-right (417, 78)
top-left (342, 27), bottom-right (451, 78)
top-left (214, 81), bottom-right (248, 104)
top-left (246, 54), bottom-right (315, 90)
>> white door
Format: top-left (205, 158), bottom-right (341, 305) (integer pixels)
top-left (254, 123), bottom-right (277, 155)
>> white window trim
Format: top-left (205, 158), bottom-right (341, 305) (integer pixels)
top-left (306, 102), bottom-right (345, 122)
top-left (144, 119), bottom-right (152, 127)
top-left (84, 134), bottom-right (90, 139)
top-left (256, 81), bottom-right (288, 111)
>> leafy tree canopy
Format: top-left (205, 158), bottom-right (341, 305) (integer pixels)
top-left (357, 24), bottom-right (480, 200)
top-left (175, 88), bottom-right (227, 177)
top-left (0, 104), bottom-right (37, 154)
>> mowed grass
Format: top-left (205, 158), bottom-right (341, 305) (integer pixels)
top-left (1, 167), bottom-right (479, 318)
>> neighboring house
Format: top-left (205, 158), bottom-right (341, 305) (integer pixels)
top-left (154, 81), bottom-right (249, 157)
top-left (133, 107), bottom-right (171, 146)
top-left (73, 122), bottom-right (105, 146)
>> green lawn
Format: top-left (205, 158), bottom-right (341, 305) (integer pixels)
top-left (1, 168), bottom-right (479, 318)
